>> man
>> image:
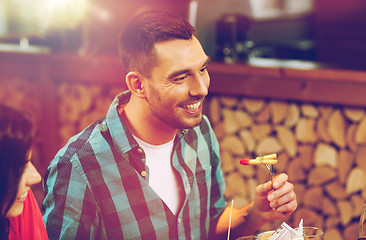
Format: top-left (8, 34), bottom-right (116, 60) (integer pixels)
top-left (42, 10), bottom-right (297, 239)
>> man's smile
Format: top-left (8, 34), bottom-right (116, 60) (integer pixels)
top-left (180, 101), bottom-right (203, 115)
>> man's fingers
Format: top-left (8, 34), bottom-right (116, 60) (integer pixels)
top-left (256, 180), bottom-right (273, 197)
top-left (272, 173), bottom-right (288, 189)
top-left (275, 199), bottom-right (298, 213)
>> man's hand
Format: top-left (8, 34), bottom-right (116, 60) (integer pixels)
top-left (214, 173), bottom-right (297, 238)
top-left (254, 173), bottom-right (297, 221)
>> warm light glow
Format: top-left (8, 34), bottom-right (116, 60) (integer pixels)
top-left (45, 0), bottom-right (88, 30)
top-left (0, 0), bottom-right (88, 35)
top-left (88, 3), bottom-right (111, 22)
top-left (249, 0), bottom-right (313, 19)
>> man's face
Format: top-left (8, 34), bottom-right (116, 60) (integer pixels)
top-left (143, 36), bottom-right (210, 130)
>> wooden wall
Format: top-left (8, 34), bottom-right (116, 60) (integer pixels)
top-left (2, 51), bottom-right (366, 208)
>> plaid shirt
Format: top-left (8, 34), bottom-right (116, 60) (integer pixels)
top-left (42, 91), bottom-right (226, 240)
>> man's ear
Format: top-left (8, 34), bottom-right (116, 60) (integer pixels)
top-left (125, 72), bottom-right (146, 98)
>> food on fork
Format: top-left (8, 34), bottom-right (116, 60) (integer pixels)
top-left (239, 153), bottom-right (277, 165)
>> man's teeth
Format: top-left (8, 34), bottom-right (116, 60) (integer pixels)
top-left (184, 102), bottom-right (200, 110)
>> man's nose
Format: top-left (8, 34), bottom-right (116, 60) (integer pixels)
top-left (189, 75), bottom-right (209, 97)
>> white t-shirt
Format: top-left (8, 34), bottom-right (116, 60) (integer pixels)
top-left (133, 135), bottom-right (182, 215)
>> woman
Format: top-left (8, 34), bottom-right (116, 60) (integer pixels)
top-left (0, 104), bottom-right (48, 239)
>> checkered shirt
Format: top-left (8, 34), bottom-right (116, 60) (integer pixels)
top-left (42, 91), bottom-right (226, 240)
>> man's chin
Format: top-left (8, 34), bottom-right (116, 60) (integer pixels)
top-left (182, 115), bottom-right (203, 129)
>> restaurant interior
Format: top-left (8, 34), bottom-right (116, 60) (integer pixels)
top-left (1, 0), bottom-right (366, 239)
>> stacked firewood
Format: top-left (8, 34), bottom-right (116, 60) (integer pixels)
top-left (57, 83), bottom-right (122, 145)
top-left (208, 95), bottom-right (366, 240)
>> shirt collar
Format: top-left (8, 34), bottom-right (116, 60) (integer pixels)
top-left (105, 90), bottom-right (139, 154)
top-left (105, 90), bottom-right (190, 152)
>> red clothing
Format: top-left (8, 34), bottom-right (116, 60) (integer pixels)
top-left (8, 190), bottom-right (48, 240)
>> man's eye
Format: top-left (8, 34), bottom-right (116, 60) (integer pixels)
top-left (174, 75), bottom-right (188, 82)
top-left (200, 66), bottom-right (207, 73)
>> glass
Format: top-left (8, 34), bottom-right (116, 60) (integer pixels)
top-left (235, 236), bottom-right (257, 240)
top-left (256, 227), bottom-right (323, 240)
top-left (257, 231), bottom-right (274, 240)
top-left (359, 204), bottom-right (366, 240)
top-left (294, 226), bottom-right (323, 240)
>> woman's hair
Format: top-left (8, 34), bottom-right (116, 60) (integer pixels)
top-left (0, 105), bottom-right (33, 239)
top-left (118, 10), bottom-right (196, 77)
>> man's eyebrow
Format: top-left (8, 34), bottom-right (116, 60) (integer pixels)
top-left (202, 57), bottom-right (211, 67)
top-left (167, 57), bottom-right (211, 79)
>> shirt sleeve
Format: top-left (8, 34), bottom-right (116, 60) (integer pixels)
top-left (8, 189), bottom-right (49, 240)
top-left (42, 156), bottom-right (98, 240)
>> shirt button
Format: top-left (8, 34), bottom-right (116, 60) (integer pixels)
top-left (141, 170), bottom-right (147, 177)
top-left (178, 218), bottom-right (182, 224)
top-left (137, 148), bottom-right (143, 154)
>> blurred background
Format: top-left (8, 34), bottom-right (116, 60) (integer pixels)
top-left (0, 0), bottom-right (366, 69)
top-left (1, 1), bottom-right (366, 239)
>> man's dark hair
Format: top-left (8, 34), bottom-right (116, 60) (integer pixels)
top-left (118, 10), bottom-right (196, 77)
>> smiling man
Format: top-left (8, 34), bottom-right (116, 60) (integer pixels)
top-left (42, 10), bottom-right (297, 239)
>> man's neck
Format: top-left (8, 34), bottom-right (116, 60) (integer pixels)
top-left (122, 101), bottom-right (177, 145)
